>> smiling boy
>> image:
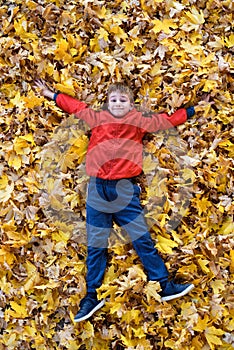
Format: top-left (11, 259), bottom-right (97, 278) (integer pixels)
top-left (108, 84), bottom-right (134, 118)
top-left (34, 80), bottom-right (195, 322)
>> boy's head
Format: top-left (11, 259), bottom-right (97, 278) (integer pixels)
top-left (107, 83), bottom-right (134, 103)
top-left (107, 82), bottom-right (134, 118)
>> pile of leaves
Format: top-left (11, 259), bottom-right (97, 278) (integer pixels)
top-left (0, 0), bottom-right (233, 349)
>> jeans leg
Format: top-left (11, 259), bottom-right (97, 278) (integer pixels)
top-left (132, 232), bottom-right (169, 282)
top-left (114, 182), bottom-right (169, 283)
top-left (86, 205), bottom-right (111, 292)
top-left (86, 246), bottom-right (108, 293)
top-left (85, 180), bottom-right (112, 292)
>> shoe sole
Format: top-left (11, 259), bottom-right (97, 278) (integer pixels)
top-left (161, 284), bottom-right (195, 302)
top-left (74, 299), bottom-right (105, 323)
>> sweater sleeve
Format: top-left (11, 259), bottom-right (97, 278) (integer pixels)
top-left (55, 93), bottom-right (88, 114)
top-left (55, 93), bottom-right (99, 127)
top-left (141, 108), bottom-right (188, 132)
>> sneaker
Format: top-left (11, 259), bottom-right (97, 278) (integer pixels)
top-left (160, 281), bottom-right (194, 301)
top-left (74, 293), bottom-right (105, 323)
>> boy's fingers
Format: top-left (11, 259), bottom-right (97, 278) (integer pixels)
top-left (34, 82), bottom-right (46, 90)
top-left (34, 79), bottom-right (46, 87)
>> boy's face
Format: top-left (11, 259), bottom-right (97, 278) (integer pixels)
top-left (108, 91), bottom-right (133, 118)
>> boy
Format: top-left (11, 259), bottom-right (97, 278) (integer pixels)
top-left (34, 79), bottom-right (195, 322)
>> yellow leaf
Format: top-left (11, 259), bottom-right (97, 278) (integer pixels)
top-left (54, 38), bottom-right (71, 61)
top-left (120, 334), bottom-right (135, 347)
top-left (0, 246), bottom-right (16, 270)
top-left (54, 82), bottom-right (75, 96)
top-left (164, 339), bottom-right (176, 348)
top-left (1, 333), bottom-right (17, 348)
top-left (109, 302), bottom-right (124, 315)
top-left (218, 140), bottom-right (234, 157)
top-left (23, 91), bottom-right (44, 108)
top-left (7, 152), bottom-right (22, 170)
top-left (4, 226), bottom-right (27, 242)
top-left (24, 260), bottom-right (40, 291)
top-left (150, 62), bottom-right (164, 76)
top-left (109, 25), bottom-right (127, 43)
top-left (64, 193), bottom-right (80, 209)
top-left (97, 284), bottom-right (118, 300)
top-left (9, 91), bottom-right (25, 109)
top-left (20, 133), bottom-right (35, 144)
top-left (219, 217), bottom-right (234, 235)
top-left (180, 7), bottom-right (205, 31)
top-left (202, 79), bottom-right (219, 92)
top-left (70, 134), bottom-right (88, 162)
top-left (24, 325), bottom-right (37, 337)
top-left (96, 6), bottom-right (107, 18)
top-left (9, 297), bottom-right (28, 318)
top-left (193, 314), bottom-right (210, 332)
top-left (152, 19), bottom-right (177, 34)
top-left (156, 234), bottom-right (178, 254)
top-left (193, 195), bottom-right (212, 216)
top-left (13, 138), bottom-right (29, 155)
top-left (123, 40), bottom-right (137, 54)
top-left (14, 17), bottom-right (38, 42)
top-left (52, 230), bottom-right (71, 243)
top-left (197, 258), bottom-right (210, 273)
top-left (185, 7), bottom-right (205, 25)
top-left (122, 309), bottom-right (142, 324)
top-left (79, 321), bottom-right (94, 340)
top-left (58, 151), bottom-right (79, 172)
top-left (180, 168), bottom-right (196, 183)
top-left (97, 27), bottom-right (109, 41)
top-left (123, 38), bottom-right (143, 53)
top-left (48, 195), bottom-right (65, 210)
top-left (132, 325), bottom-right (147, 338)
top-left (210, 280), bottom-right (225, 294)
top-left (13, 134), bottom-right (34, 154)
top-left (230, 250), bottom-right (234, 273)
top-left (143, 154), bottom-right (157, 172)
top-left (143, 281), bottom-right (161, 302)
top-left (225, 33), bottom-right (234, 48)
top-left (34, 281), bottom-right (60, 289)
top-left (205, 327), bottom-right (225, 349)
top-left (0, 182), bottom-right (14, 202)
top-left (0, 174), bottom-right (8, 189)
top-left (0, 248), bottom-right (16, 266)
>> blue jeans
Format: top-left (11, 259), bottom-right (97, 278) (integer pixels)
top-left (86, 177), bottom-right (169, 293)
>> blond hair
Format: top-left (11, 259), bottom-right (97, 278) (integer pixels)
top-left (107, 82), bottom-right (134, 103)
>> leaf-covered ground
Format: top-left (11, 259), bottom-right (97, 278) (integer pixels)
top-left (0, 0), bottom-right (233, 349)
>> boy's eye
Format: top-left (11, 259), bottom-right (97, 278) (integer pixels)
top-left (110, 99), bottom-right (127, 103)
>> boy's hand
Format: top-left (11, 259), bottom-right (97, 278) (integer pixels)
top-left (34, 79), bottom-right (55, 100)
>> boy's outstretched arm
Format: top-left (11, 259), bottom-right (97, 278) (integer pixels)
top-left (142, 107), bottom-right (194, 132)
top-left (34, 79), bottom-right (88, 115)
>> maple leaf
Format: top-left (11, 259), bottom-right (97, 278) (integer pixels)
top-left (192, 194), bottom-right (212, 216)
top-left (143, 281), bottom-right (161, 303)
top-left (23, 92), bottom-right (44, 109)
top-left (156, 234), bottom-right (178, 254)
top-left (151, 18), bottom-right (177, 34)
top-left (180, 7), bottom-right (205, 31)
top-left (205, 326), bottom-right (225, 349)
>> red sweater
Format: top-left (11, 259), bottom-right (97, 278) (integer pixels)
top-left (56, 94), bottom-right (188, 180)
